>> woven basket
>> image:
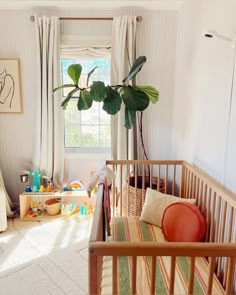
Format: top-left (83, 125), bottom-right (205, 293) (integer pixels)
top-left (123, 176), bottom-right (166, 216)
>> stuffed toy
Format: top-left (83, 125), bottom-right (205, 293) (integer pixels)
top-left (85, 166), bottom-right (115, 197)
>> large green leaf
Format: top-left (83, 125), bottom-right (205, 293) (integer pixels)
top-left (121, 86), bottom-right (149, 111)
top-left (61, 87), bottom-right (79, 109)
top-left (102, 86), bottom-right (121, 115)
top-left (77, 90), bottom-right (92, 110)
top-left (134, 86), bottom-right (159, 103)
top-left (122, 56), bottom-right (146, 83)
top-left (125, 108), bottom-right (136, 129)
top-left (53, 84), bottom-right (76, 93)
top-left (86, 66), bottom-right (98, 86)
top-left (90, 81), bottom-right (107, 102)
top-left (67, 64), bottom-right (82, 85)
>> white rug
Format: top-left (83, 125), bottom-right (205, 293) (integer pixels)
top-left (0, 216), bottom-right (92, 295)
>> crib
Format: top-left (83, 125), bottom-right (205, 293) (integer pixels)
top-left (89, 160), bottom-right (236, 295)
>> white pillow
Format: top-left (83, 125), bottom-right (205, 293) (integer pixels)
top-left (140, 188), bottom-right (196, 227)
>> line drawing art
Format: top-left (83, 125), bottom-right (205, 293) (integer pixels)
top-left (0, 59), bottom-right (22, 114)
top-left (0, 69), bottom-right (15, 108)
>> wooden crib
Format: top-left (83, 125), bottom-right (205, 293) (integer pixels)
top-left (89, 160), bottom-right (236, 295)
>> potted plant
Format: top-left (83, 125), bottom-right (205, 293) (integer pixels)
top-left (53, 56), bottom-right (158, 130)
top-left (53, 56), bottom-right (164, 213)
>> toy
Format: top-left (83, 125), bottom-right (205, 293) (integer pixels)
top-left (61, 198), bottom-right (76, 216)
top-left (31, 200), bottom-right (39, 212)
top-left (85, 166), bottom-right (115, 197)
top-left (63, 179), bottom-right (84, 191)
top-left (88, 204), bottom-right (94, 215)
top-left (32, 185), bottom-right (38, 192)
top-left (25, 184), bottom-right (31, 192)
top-left (21, 170), bottom-right (51, 192)
top-left (39, 185), bottom-right (45, 192)
top-left (46, 181), bottom-right (53, 192)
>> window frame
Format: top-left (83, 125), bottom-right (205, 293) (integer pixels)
top-left (60, 36), bottom-right (112, 159)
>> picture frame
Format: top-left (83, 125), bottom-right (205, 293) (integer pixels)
top-left (0, 58), bottom-right (23, 114)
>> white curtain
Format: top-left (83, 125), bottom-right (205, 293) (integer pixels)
top-left (33, 16), bottom-right (64, 187)
top-left (0, 168), bottom-right (14, 217)
top-left (111, 16), bottom-right (137, 160)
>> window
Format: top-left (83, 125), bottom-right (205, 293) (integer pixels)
top-left (61, 58), bottom-right (111, 154)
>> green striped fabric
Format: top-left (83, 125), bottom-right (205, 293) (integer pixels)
top-left (110, 217), bottom-right (224, 295)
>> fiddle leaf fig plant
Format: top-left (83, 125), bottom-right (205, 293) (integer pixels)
top-left (53, 56), bottom-right (159, 129)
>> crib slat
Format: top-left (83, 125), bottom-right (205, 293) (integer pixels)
top-left (223, 206), bottom-right (234, 287)
top-left (142, 164), bottom-right (145, 208)
top-left (150, 164), bottom-right (153, 189)
top-left (198, 180), bottom-right (204, 211)
top-left (134, 164), bottom-right (138, 215)
top-left (158, 165), bottom-right (161, 191)
top-left (209, 192), bottom-right (216, 242)
top-left (165, 165), bottom-right (168, 193)
top-left (192, 175), bottom-right (196, 199)
top-left (205, 187), bottom-right (211, 242)
top-left (202, 183), bottom-right (207, 219)
top-left (180, 165), bottom-right (184, 197)
top-left (151, 256), bottom-right (156, 295)
top-left (188, 257), bottom-right (195, 294)
top-left (89, 254), bottom-right (98, 294)
top-left (214, 196), bottom-right (221, 243)
top-left (127, 164), bottom-right (130, 216)
top-left (172, 164), bottom-right (176, 196)
top-left (187, 170), bottom-right (191, 198)
top-left (207, 257), bottom-right (215, 295)
top-left (119, 165), bottom-right (123, 217)
top-left (217, 200), bottom-right (227, 277)
top-left (169, 256), bottom-right (176, 294)
top-left (131, 256), bottom-right (137, 295)
top-left (226, 257), bottom-right (235, 295)
top-left (186, 167), bottom-right (189, 198)
top-left (112, 256), bottom-right (118, 294)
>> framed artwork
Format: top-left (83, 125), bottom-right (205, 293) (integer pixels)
top-left (0, 58), bottom-right (23, 113)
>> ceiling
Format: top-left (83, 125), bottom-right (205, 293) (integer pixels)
top-left (0, 0), bottom-right (184, 10)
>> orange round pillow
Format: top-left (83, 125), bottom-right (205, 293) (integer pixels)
top-left (161, 202), bottom-right (206, 242)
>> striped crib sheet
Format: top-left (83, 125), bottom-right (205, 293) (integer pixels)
top-left (101, 217), bottom-right (224, 295)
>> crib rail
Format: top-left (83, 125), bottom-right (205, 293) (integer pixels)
top-left (106, 160), bottom-right (184, 217)
top-left (182, 161), bottom-right (236, 288)
top-left (89, 160), bottom-right (236, 295)
top-left (89, 241), bottom-right (236, 295)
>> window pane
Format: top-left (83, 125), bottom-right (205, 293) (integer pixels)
top-left (62, 57), bottom-right (111, 151)
top-left (100, 125), bottom-right (111, 147)
top-left (65, 126), bottom-right (81, 147)
top-left (64, 100), bottom-right (81, 125)
top-left (99, 105), bottom-right (110, 125)
top-left (81, 125), bottom-right (99, 147)
top-left (81, 103), bottom-right (99, 125)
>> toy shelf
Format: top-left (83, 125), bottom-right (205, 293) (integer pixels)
top-left (19, 190), bottom-right (96, 221)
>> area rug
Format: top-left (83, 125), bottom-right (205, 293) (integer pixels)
top-left (0, 216), bottom-right (92, 295)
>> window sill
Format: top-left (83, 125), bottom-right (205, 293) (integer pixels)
top-left (64, 152), bottom-right (111, 160)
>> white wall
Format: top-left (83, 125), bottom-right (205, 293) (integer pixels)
top-left (172, 0), bottom-right (236, 192)
top-left (0, 6), bottom-right (178, 203)
top-left (0, 9), bottom-right (36, 202)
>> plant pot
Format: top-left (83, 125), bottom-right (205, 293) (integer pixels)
top-left (123, 175), bottom-right (166, 216)
top-left (129, 176), bottom-right (161, 190)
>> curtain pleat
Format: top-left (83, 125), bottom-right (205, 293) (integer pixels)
top-left (33, 16), bottom-right (64, 187)
top-left (0, 168), bottom-right (15, 217)
top-left (110, 16), bottom-right (137, 161)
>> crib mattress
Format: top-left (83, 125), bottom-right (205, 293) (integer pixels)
top-left (101, 217), bottom-right (224, 295)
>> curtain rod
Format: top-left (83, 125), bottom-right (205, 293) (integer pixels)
top-left (29, 15), bottom-right (142, 22)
